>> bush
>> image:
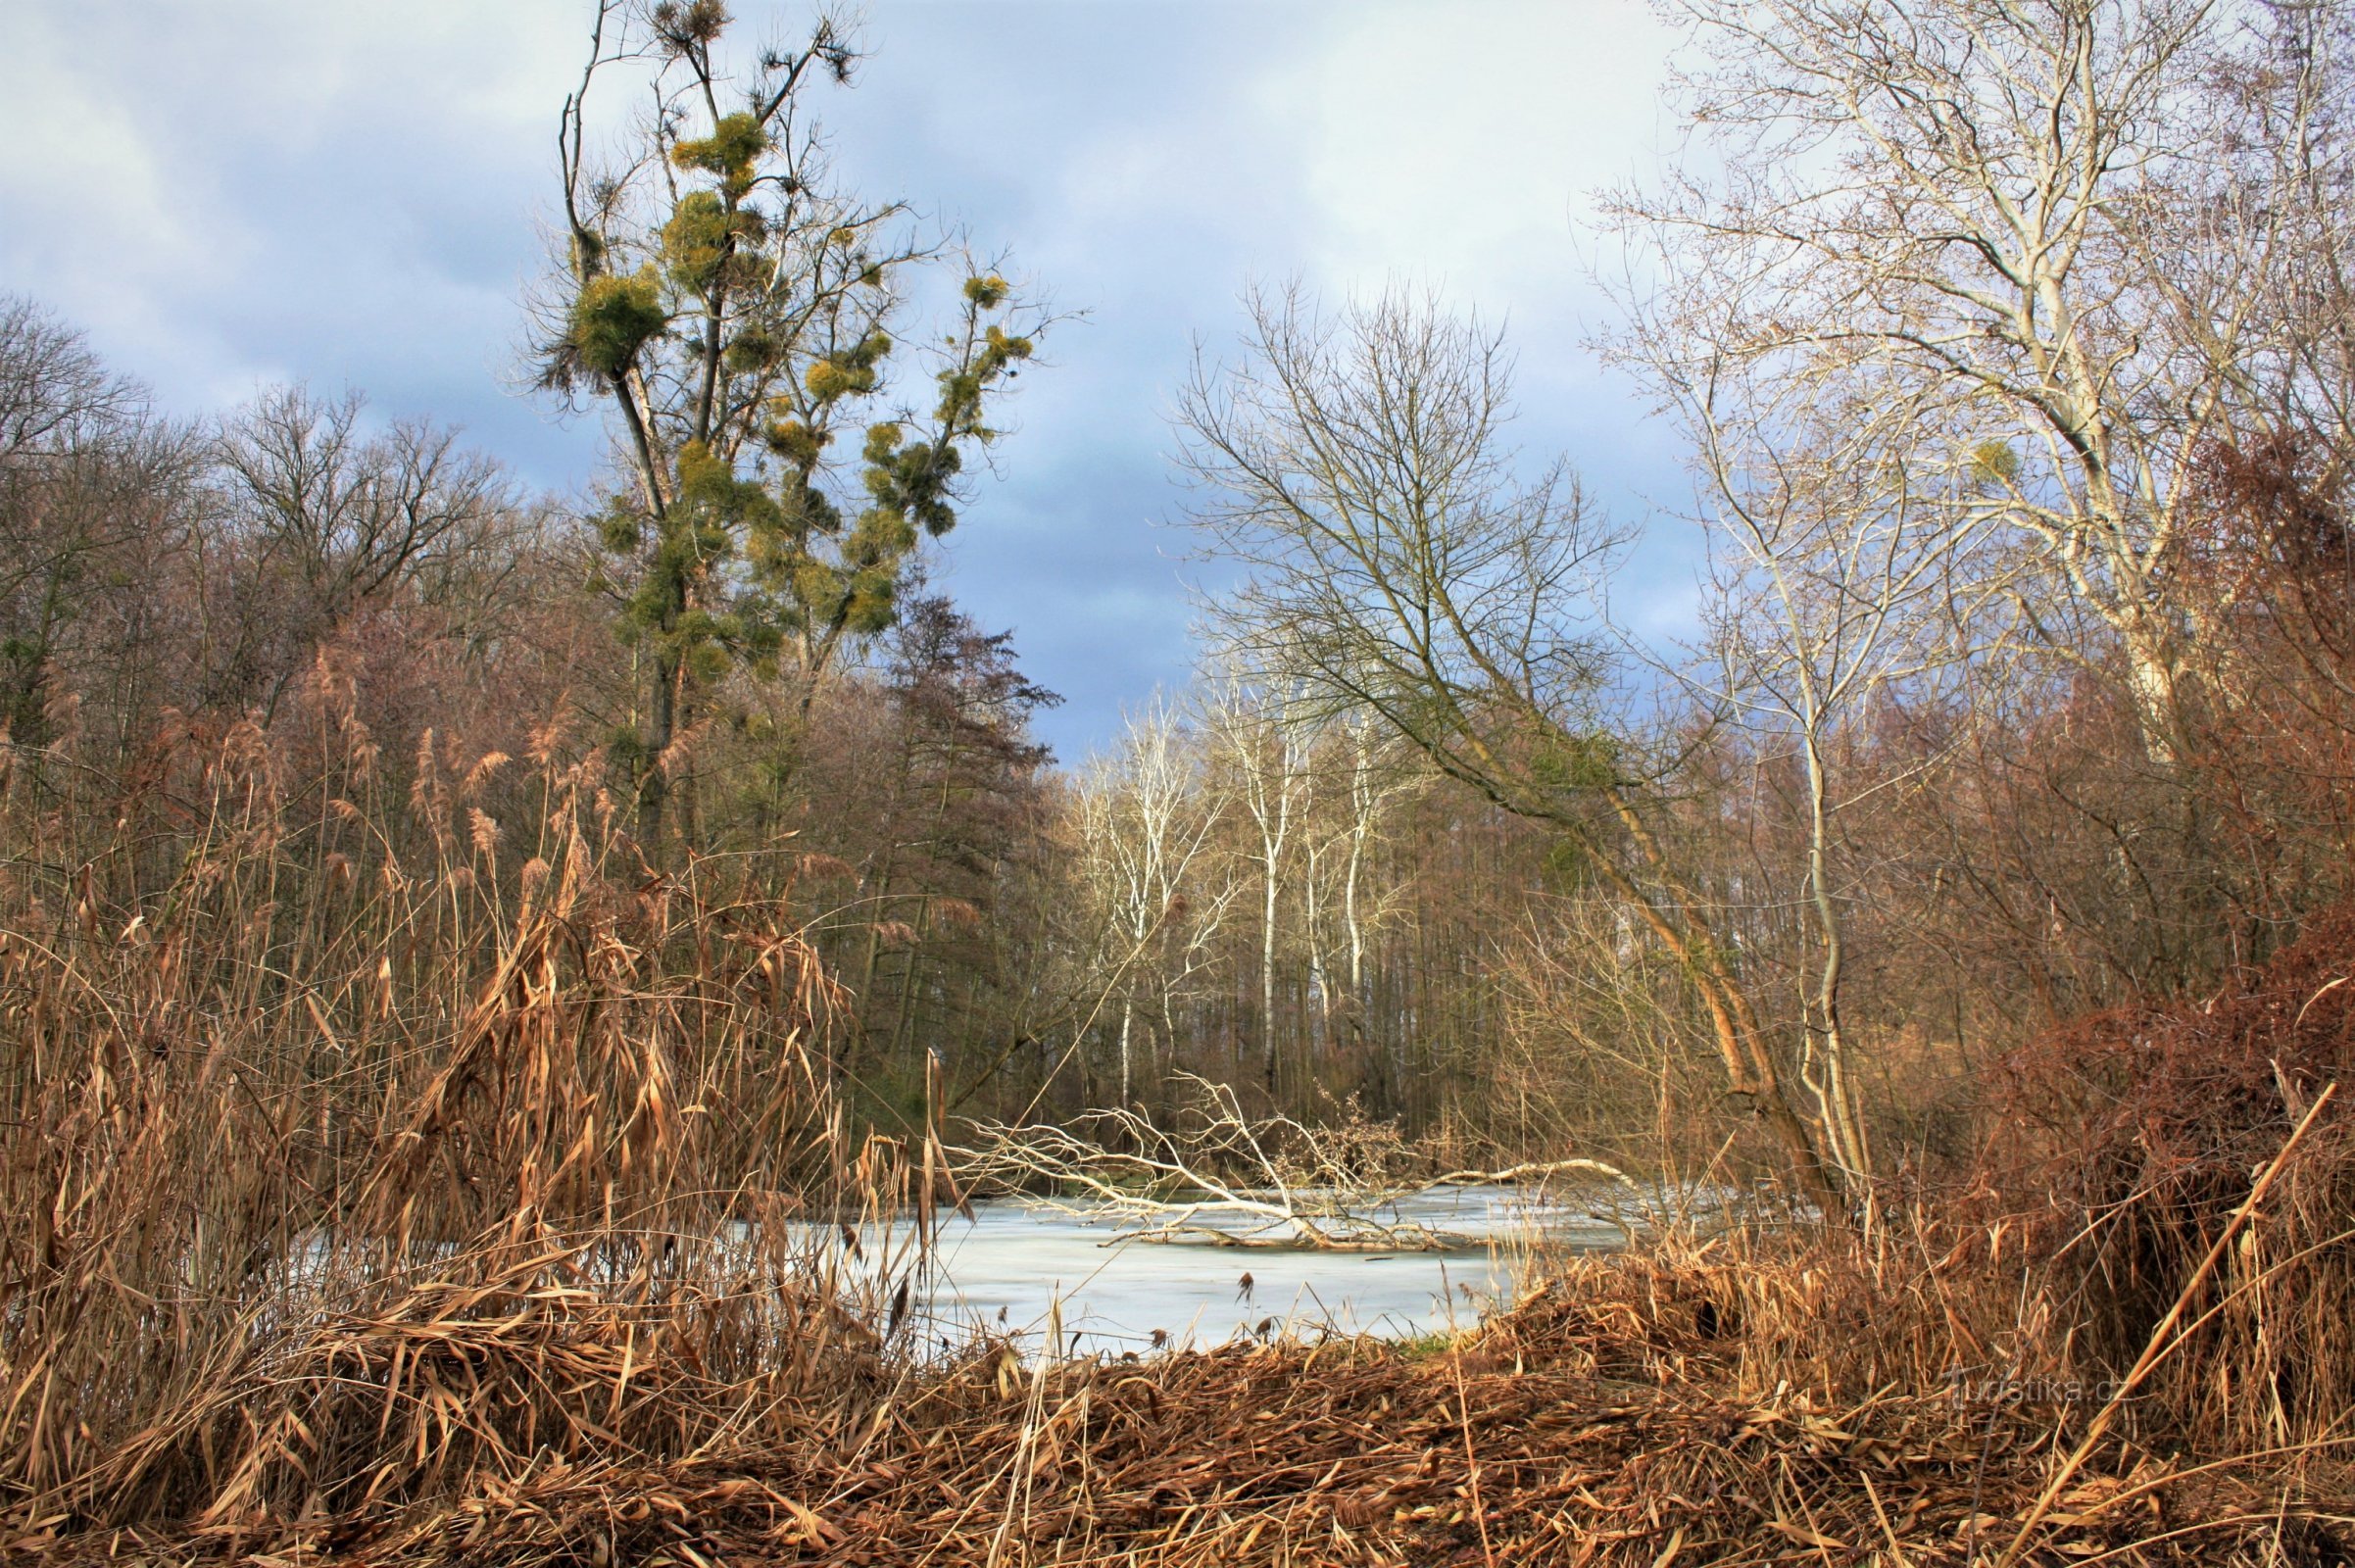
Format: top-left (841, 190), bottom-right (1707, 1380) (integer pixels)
top-left (1993, 906), bottom-right (2355, 1451)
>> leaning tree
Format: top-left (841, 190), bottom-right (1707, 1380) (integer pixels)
top-left (1176, 283), bottom-right (1847, 1208)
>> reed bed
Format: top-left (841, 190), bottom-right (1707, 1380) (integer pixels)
top-left (3, 688), bottom-right (2351, 1565)
top-left (0, 691), bottom-right (940, 1551)
top-left (13, 1247), bottom-right (2349, 1565)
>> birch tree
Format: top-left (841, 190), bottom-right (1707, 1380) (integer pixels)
top-left (1075, 697), bottom-right (1236, 1110)
top-left (1300, 715), bottom-right (1419, 1061)
top-left (1205, 676), bottom-right (1311, 1097)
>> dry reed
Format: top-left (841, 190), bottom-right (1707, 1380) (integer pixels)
top-left (0, 684), bottom-right (938, 1549)
top-left (3, 680), bottom-right (2350, 1565)
top-left (16, 1245), bottom-right (2350, 1565)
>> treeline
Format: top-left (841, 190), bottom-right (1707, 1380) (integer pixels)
top-left (29, 247), bottom-right (2348, 1188)
top-left (10, 0), bottom-right (2355, 1200)
top-left (0, 288), bottom-right (1551, 1148)
top-left (0, 290), bottom-right (1056, 1098)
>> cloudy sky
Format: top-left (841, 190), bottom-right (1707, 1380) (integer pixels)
top-left (1, 0), bottom-right (1700, 761)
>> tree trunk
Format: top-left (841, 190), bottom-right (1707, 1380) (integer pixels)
top-left (639, 643), bottom-right (677, 853)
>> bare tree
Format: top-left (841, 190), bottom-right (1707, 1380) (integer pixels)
top-left (956, 1074), bottom-right (1633, 1250)
top-left (1072, 696), bottom-right (1238, 1110)
top-left (1692, 372), bottom-right (2010, 1186)
top-left (0, 296), bottom-right (141, 463)
top-left (1204, 674), bottom-right (1311, 1096)
top-left (0, 298), bottom-right (198, 751)
top-left (1336, 718), bottom-right (1423, 1086)
top-left (1176, 283), bottom-right (1846, 1206)
top-left (1296, 714), bottom-right (1420, 1068)
top-left (2236, 3), bottom-right (2355, 473)
top-left (1608, 0), bottom-right (2355, 762)
top-left (208, 387), bottom-right (517, 719)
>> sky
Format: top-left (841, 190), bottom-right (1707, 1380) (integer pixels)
top-left (0, 0), bottom-right (1700, 763)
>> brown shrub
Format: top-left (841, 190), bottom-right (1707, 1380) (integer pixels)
top-left (1992, 904), bottom-right (2355, 1452)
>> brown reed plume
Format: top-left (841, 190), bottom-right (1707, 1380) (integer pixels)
top-left (0, 674), bottom-right (944, 1550)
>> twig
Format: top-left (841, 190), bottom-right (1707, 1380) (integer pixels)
top-left (1447, 1343), bottom-right (1497, 1568)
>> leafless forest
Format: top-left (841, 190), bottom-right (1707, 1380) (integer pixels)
top-left (5, 0), bottom-right (2355, 1561)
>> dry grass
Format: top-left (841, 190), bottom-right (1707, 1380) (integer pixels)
top-left (0, 687), bottom-right (939, 1549)
top-left (13, 1246), bottom-right (2350, 1566)
top-left (2, 683), bottom-right (2351, 1565)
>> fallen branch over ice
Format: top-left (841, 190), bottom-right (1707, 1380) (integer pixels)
top-left (953, 1074), bottom-right (1635, 1250)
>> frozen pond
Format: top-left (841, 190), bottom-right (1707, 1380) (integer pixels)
top-left (896, 1185), bottom-right (1632, 1354)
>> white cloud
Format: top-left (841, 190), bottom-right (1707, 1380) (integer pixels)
top-left (1266, 2), bottom-right (1673, 303)
top-left (0, 0), bottom-right (1699, 758)
top-left (0, 0), bottom-right (589, 414)
top-left (0, 9), bottom-right (232, 387)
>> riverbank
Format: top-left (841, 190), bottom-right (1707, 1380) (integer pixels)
top-left (17, 1243), bottom-right (2344, 1568)
top-left (894, 1183), bottom-right (1619, 1354)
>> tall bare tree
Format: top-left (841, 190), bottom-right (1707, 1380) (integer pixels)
top-left (1609, 0), bottom-right (2355, 761)
top-left (1692, 372), bottom-right (2012, 1185)
top-left (1176, 284), bottom-right (1845, 1204)
top-left (1205, 674), bottom-right (1311, 1096)
top-left (0, 299), bottom-right (197, 752)
top-left (1073, 696), bottom-right (1237, 1111)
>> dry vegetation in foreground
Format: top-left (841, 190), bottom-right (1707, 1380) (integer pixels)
top-left (0, 706), bottom-right (2350, 1566)
top-left (7, 1245), bottom-right (2353, 1567)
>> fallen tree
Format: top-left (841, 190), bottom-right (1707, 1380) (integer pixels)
top-left (953, 1075), bottom-right (1637, 1250)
